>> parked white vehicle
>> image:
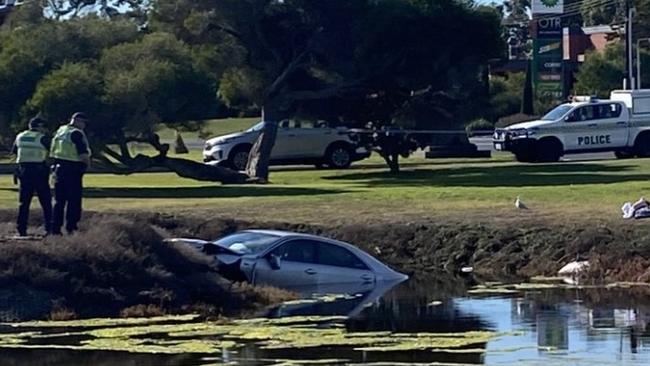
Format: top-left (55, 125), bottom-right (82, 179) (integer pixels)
top-left (203, 120), bottom-right (371, 170)
top-left (493, 89), bottom-right (650, 162)
top-left (167, 230), bottom-right (408, 288)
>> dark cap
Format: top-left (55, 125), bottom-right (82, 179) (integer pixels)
top-left (71, 112), bottom-right (89, 122)
top-left (28, 116), bottom-right (45, 129)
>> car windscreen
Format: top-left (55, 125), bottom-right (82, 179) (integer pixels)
top-left (213, 232), bottom-right (280, 254)
top-left (247, 122), bottom-right (264, 132)
top-left (541, 104), bottom-right (572, 120)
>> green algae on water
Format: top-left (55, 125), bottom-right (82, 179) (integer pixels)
top-left (6, 314), bottom-right (200, 328)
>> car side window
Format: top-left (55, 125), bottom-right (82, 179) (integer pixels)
top-left (597, 103), bottom-right (622, 119)
top-left (317, 243), bottom-right (369, 270)
top-left (270, 240), bottom-right (317, 263)
top-left (567, 106), bottom-right (596, 122)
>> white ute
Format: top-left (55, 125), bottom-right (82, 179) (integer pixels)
top-left (203, 120), bottom-right (371, 170)
top-left (493, 89), bottom-right (650, 162)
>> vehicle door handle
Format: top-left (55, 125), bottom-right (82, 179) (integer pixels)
top-left (587, 123), bottom-right (598, 128)
top-left (305, 268), bottom-right (317, 275)
top-left (361, 274), bottom-right (374, 281)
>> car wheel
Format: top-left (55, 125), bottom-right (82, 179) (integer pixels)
top-left (514, 144), bottom-right (536, 163)
top-left (635, 133), bottom-right (650, 157)
top-left (326, 144), bottom-right (352, 169)
top-left (615, 150), bottom-right (635, 159)
top-left (228, 146), bottom-right (250, 171)
top-left (537, 139), bottom-right (562, 162)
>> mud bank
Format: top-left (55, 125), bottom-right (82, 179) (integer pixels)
top-left (2, 209), bottom-right (650, 320)
top-left (117, 211), bottom-right (649, 281)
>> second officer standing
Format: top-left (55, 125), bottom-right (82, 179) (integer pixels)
top-left (50, 112), bottom-right (91, 235)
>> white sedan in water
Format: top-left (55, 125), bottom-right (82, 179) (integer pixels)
top-left (167, 230), bottom-right (408, 287)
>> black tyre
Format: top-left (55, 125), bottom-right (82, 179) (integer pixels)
top-left (635, 133), bottom-right (650, 157)
top-left (228, 145), bottom-right (251, 171)
top-left (537, 138), bottom-right (562, 162)
top-left (615, 150), bottom-right (635, 159)
top-left (514, 143), bottom-right (537, 163)
top-left (325, 143), bottom-right (353, 169)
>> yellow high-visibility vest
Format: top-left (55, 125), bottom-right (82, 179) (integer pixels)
top-left (15, 130), bottom-right (48, 163)
top-left (50, 125), bottom-right (90, 162)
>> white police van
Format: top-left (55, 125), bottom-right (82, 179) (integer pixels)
top-left (493, 89), bottom-right (650, 162)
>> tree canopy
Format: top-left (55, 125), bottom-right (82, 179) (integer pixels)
top-left (1, 0), bottom-right (505, 178)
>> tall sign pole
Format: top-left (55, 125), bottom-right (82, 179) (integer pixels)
top-left (531, 0), bottom-right (565, 106)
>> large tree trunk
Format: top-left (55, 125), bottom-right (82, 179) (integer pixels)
top-left (95, 148), bottom-right (251, 184)
top-left (245, 106), bottom-right (279, 183)
top-left (158, 157), bottom-right (251, 183)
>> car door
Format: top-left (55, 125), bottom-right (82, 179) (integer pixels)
top-left (252, 240), bottom-right (319, 287)
top-left (594, 102), bottom-right (629, 147)
top-left (314, 242), bottom-right (376, 284)
top-left (271, 120), bottom-right (301, 159)
top-left (562, 105), bottom-right (623, 151)
top-left (296, 121), bottom-right (335, 158)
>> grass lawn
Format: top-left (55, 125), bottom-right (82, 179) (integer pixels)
top-left (1, 152), bottom-right (649, 225)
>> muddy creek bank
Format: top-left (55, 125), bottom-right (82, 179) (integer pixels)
top-left (2, 209), bottom-right (650, 320)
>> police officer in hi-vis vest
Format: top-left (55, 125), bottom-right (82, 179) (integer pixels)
top-left (50, 112), bottom-right (91, 235)
top-left (11, 116), bottom-right (52, 237)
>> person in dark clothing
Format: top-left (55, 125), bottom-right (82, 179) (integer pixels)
top-left (12, 116), bottom-right (52, 237)
top-left (50, 112), bottom-right (91, 235)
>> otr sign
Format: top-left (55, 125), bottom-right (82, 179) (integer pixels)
top-left (538, 18), bottom-right (561, 29)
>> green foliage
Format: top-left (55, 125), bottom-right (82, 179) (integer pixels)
top-left (465, 118), bottom-right (494, 136)
top-left (218, 67), bottom-right (266, 113)
top-left (581, 0), bottom-right (625, 26)
top-left (573, 43), bottom-right (624, 98)
top-left (488, 73), bottom-right (525, 122)
top-left (100, 32), bottom-right (216, 137)
top-left (0, 17), bottom-right (140, 134)
top-left (24, 62), bottom-right (104, 129)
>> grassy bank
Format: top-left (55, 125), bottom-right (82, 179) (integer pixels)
top-left (0, 215), bottom-right (294, 321)
top-left (1, 154), bottom-right (649, 225)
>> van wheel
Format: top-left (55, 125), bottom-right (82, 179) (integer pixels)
top-left (228, 145), bottom-right (251, 171)
top-left (615, 150), bottom-right (635, 159)
top-left (537, 139), bottom-right (562, 162)
top-left (325, 143), bottom-right (352, 169)
top-left (635, 133), bottom-right (650, 157)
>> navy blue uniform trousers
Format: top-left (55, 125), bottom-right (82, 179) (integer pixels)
top-left (52, 162), bottom-right (85, 234)
top-left (17, 163), bottom-right (52, 235)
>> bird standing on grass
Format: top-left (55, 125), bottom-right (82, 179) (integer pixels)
top-left (515, 196), bottom-right (528, 209)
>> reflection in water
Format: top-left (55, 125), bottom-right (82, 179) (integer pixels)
top-left (3, 276), bottom-right (650, 365)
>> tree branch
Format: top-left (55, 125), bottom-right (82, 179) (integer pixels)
top-left (266, 50), bottom-right (310, 98)
top-left (103, 146), bottom-right (129, 165)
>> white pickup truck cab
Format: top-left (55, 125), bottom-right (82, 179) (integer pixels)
top-left (493, 89), bottom-right (650, 162)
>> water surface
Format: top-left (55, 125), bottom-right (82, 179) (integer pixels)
top-left (2, 276), bottom-right (650, 365)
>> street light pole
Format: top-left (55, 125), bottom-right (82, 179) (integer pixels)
top-left (627, 5), bottom-right (636, 89)
top-left (637, 39), bottom-right (650, 89)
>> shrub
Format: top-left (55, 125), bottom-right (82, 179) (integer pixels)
top-left (495, 113), bottom-right (539, 128)
top-left (465, 118), bottom-right (494, 137)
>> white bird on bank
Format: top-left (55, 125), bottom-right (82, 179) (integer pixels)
top-left (515, 196), bottom-right (528, 209)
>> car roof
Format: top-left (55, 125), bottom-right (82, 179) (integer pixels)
top-left (242, 229), bottom-right (357, 247)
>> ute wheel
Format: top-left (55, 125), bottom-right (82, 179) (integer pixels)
top-left (325, 143), bottom-right (352, 169)
top-left (227, 145), bottom-right (250, 171)
top-left (514, 144), bottom-right (537, 163)
top-left (635, 133), bottom-right (650, 157)
top-left (615, 150), bottom-right (635, 159)
top-left (537, 139), bottom-right (562, 162)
